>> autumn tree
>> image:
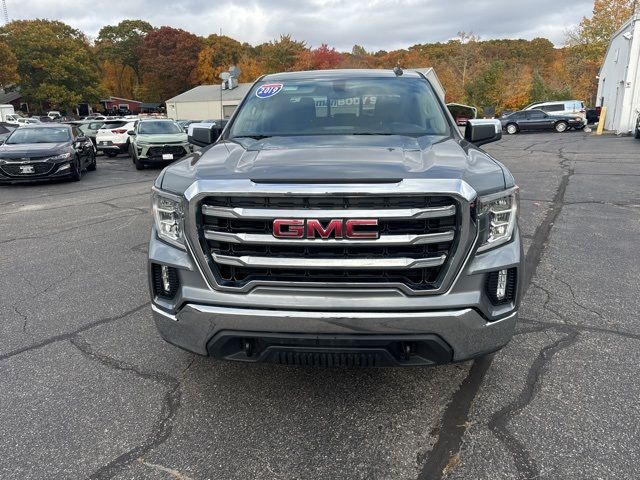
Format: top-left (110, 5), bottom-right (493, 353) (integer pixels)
top-left (566, 0), bottom-right (635, 103)
top-left (294, 43), bottom-right (343, 70)
top-left (0, 42), bottom-right (20, 89)
top-left (196, 34), bottom-right (248, 84)
top-left (137, 27), bottom-right (203, 102)
top-left (0, 20), bottom-right (103, 111)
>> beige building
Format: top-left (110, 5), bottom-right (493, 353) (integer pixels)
top-left (165, 83), bottom-right (253, 121)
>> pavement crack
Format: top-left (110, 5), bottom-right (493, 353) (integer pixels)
top-left (69, 337), bottom-right (183, 480)
top-left (137, 459), bottom-right (194, 480)
top-left (487, 327), bottom-right (580, 480)
top-left (417, 138), bottom-right (574, 480)
top-left (0, 302), bottom-right (150, 362)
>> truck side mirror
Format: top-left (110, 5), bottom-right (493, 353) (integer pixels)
top-left (464, 119), bottom-right (502, 147)
top-left (188, 123), bottom-right (221, 147)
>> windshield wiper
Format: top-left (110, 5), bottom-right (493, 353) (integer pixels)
top-left (231, 135), bottom-right (273, 140)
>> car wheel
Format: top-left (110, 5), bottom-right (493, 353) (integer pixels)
top-left (506, 124), bottom-right (518, 135)
top-left (87, 152), bottom-right (97, 171)
top-left (635, 127), bottom-right (640, 139)
top-left (555, 121), bottom-right (568, 133)
top-left (70, 157), bottom-right (82, 182)
top-left (105, 151), bottom-right (117, 157)
top-left (133, 151), bottom-right (145, 170)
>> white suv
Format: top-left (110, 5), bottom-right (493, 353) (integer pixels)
top-left (95, 120), bottom-right (137, 157)
top-left (524, 100), bottom-right (587, 127)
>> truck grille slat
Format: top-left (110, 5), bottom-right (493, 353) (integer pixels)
top-left (196, 194), bottom-right (461, 292)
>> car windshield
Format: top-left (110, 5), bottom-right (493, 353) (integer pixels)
top-left (6, 127), bottom-right (71, 144)
top-left (138, 121), bottom-right (182, 134)
top-left (229, 77), bottom-right (450, 138)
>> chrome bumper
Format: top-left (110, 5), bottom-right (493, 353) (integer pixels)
top-left (152, 303), bottom-right (517, 363)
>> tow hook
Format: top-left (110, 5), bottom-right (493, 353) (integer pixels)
top-left (243, 339), bottom-right (254, 358)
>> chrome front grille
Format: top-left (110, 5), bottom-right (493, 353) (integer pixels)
top-left (195, 194), bottom-right (463, 292)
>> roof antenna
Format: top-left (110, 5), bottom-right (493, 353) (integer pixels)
top-left (393, 64), bottom-right (403, 77)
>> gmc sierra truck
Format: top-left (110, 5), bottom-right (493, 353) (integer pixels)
top-left (148, 69), bottom-right (522, 367)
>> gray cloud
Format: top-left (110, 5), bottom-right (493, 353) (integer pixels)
top-left (5, 0), bottom-right (593, 49)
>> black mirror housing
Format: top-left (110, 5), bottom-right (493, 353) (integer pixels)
top-left (189, 124), bottom-right (222, 147)
top-left (76, 136), bottom-right (88, 143)
top-left (464, 119), bottom-right (502, 147)
top-left (127, 130), bottom-right (136, 136)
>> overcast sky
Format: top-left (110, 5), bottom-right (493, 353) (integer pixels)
top-left (6, 0), bottom-right (594, 50)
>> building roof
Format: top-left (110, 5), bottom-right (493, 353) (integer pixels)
top-left (166, 83), bottom-right (253, 103)
top-left (101, 96), bottom-right (144, 104)
top-left (0, 90), bottom-right (22, 104)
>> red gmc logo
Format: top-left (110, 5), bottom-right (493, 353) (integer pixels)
top-left (273, 219), bottom-right (379, 239)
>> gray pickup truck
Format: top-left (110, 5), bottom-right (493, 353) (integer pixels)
top-left (148, 69), bottom-right (522, 367)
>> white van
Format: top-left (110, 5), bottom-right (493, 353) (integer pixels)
top-left (524, 100), bottom-right (586, 125)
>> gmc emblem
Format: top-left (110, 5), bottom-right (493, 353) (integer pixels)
top-left (273, 219), bottom-right (379, 239)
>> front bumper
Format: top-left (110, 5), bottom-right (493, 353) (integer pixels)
top-left (153, 304), bottom-right (517, 365)
top-left (0, 160), bottom-right (74, 183)
top-left (137, 144), bottom-right (191, 162)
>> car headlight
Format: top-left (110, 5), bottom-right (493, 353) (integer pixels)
top-left (152, 188), bottom-right (185, 249)
top-left (477, 187), bottom-right (519, 253)
top-left (50, 152), bottom-right (71, 160)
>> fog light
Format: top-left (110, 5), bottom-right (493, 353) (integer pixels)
top-left (151, 263), bottom-right (179, 299)
top-left (486, 268), bottom-right (517, 305)
top-left (496, 269), bottom-right (508, 300)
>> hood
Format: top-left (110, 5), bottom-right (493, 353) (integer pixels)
top-left (0, 142), bottom-right (71, 158)
top-left (160, 135), bottom-right (506, 195)
top-left (137, 133), bottom-right (188, 144)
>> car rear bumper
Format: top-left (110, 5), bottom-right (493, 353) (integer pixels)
top-left (152, 303), bottom-right (517, 365)
top-left (96, 141), bottom-right (127, 153)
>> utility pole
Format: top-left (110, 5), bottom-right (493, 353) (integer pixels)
top-left (1, 0), bottom-right (8, 24)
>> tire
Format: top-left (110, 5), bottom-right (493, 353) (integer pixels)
top-left (87, 152), bottom-right (97, 171)
top-left (133, 150), bottom-right (145, 170)
top-left (506, 123), bottom-right (518, 135)
top-left (69, 157), bottom-right (82, 182)
top-left (555, 121), bottom-right (568, 133)
top-left (105, 151), bottom-right (118, 158)
top-left (635, 127), bottom-right (640, 139)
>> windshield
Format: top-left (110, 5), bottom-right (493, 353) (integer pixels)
top-left (229, 77), bottom-right (450, 138)
top-left (138, 121), bottom-right (182, 135)
top-left (6, 127), bottom-right (71, 144)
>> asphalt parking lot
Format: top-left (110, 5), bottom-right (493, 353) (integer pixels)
top-left (1, 132), bottom-right (639, 480)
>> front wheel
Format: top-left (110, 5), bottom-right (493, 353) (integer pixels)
top-left (635, 127), bottom-right (640, 139)
top-left (555, 121), bottom-right (568, 133)
top-left (87, 152), bottom-right (97, 171)
top-left (506, 124), bottom-right (518, 135)
top-left (133, 151), bottom-right (145, 170)
top-left (70, 157), bottom-right (82, 182)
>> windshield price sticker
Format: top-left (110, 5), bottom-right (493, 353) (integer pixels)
top-left (256, 83), bottom-right (283, 98)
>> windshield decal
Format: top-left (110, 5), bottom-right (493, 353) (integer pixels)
top-left (256, 83), bottom-right (283, 99)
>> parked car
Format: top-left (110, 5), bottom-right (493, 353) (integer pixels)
top-left (0, 122), bottom-right (17, 143)
top-left (501, 109), bottom-right (584, 134)
top-left (47, 111), bottom-right (62, 120)
top-left (12, 117), bottom-right (41, 127)
top-left (634, 113), bottom-right (640, 139)
top-left (95, 120), bottom-right (137, 157)
top-left (128, 119), bottom-right (191, 170)
top-left (0, 124), bottom-right (96, 183)
top-left (176, 120), bottom-right (196, 132)
top-left (524, 100), bottom-right (587, 128)
top-left (78, 120), bottom-right (105, 149)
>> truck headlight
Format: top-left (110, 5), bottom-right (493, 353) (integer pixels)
top-left (152, 188), bottom-right (185, 249)
top-left (477, 187), bottom-right (519, 253)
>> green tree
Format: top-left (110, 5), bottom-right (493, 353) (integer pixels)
top-left (256, 35), bottom-right (307, 72)
top-left (465, 60), bottom-right (506, 111)
top-left (95, 19), bottom-right (154, 85)
top-left (0, 20), bottom-right (103, 111)
top-left (0, 42), bottom-right (20, 89)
